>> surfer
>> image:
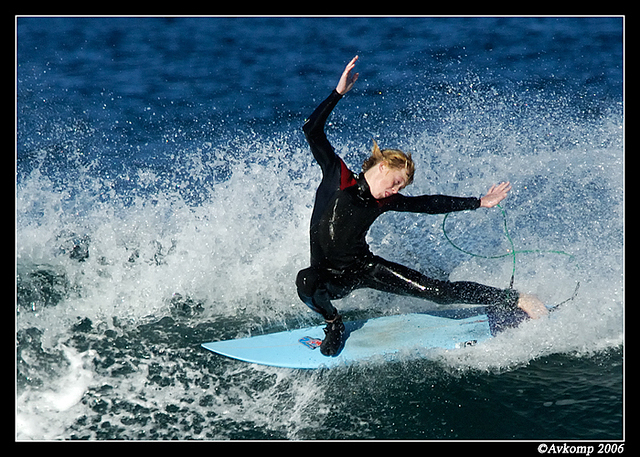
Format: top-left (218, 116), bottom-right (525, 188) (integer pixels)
top-left (297, 56), bottom-right (548, 356)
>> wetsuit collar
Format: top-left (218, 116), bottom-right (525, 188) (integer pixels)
top-left (355, 173), bottom-right (376, 202)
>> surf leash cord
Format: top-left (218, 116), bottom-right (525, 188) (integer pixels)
top-left (442, 204), bottom-right (579, 309)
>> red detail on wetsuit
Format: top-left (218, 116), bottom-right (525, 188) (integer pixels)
top-left (339, 159), bottom-right (357, 190)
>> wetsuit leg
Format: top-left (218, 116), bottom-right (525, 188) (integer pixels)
top-left (358, 256), bottom-right (518, 308)
top-left (296, 267), bottom-right (340, 321)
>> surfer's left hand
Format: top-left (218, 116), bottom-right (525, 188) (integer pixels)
top-left (480, 182), bottom-right (512, 208)
top-left (336, 55), bottom-right (359, 95)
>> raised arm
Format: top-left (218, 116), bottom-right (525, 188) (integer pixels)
top-left (302, 56), bottom-right (359, 172)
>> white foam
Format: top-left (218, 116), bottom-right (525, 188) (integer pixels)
top-left (16, 345), bottom-right (95, 440)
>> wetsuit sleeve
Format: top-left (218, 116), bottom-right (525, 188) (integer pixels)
top-left (302, 90), bottom-right (344, 173)
top-left (388, 194), bottom-right (481, 214)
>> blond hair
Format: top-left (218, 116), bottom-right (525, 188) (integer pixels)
top-left (362, 139), bottom-right (415, 186)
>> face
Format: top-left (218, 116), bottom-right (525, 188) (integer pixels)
top-left (367, 162), bottom-right (408, 199)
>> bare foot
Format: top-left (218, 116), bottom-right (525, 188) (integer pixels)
top-left (517, 294), bottom-right (549, 319)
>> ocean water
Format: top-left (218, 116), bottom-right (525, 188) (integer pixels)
top-left (16, 17), bottom-right (623, 441)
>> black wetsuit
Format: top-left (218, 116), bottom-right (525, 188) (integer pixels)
top-left (296, 90), bottom-right (520, 323)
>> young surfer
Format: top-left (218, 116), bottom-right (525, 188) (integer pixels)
top-left (297, 56), bottom-right (547, 356)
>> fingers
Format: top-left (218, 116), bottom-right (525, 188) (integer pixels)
top-left (488, 182), bottom-right (512, 195)
top-left (500, 181), bottom-right (512, 193)
top-left (343, 55), bottom-right (359, 75)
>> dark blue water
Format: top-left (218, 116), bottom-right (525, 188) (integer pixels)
top-left (17, 17), bottom-right (623, 440)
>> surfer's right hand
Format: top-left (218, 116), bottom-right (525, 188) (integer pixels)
top-left (336, 55), bottom-right (359, 95)
top-left (480, 182), bottom-right (512, 208)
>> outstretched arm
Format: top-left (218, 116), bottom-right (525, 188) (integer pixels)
top-left (388, 181), bottom-right (511, 214)
top-left (480, 182), bottom-right (512, 208)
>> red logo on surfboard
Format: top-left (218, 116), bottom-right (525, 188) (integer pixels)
top-left (299, 336), bottom-right (322, 350)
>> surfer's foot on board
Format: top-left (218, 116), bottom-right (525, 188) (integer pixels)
top-left (320, 314), bottom-right (345, 356)
top-left (516, 293), bottom-right (549, 319)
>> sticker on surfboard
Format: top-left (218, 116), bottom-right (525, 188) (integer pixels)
top-left (455, 340), bottom-right (478, 348)
top-left (299, 336), bottom-right (322, 350)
